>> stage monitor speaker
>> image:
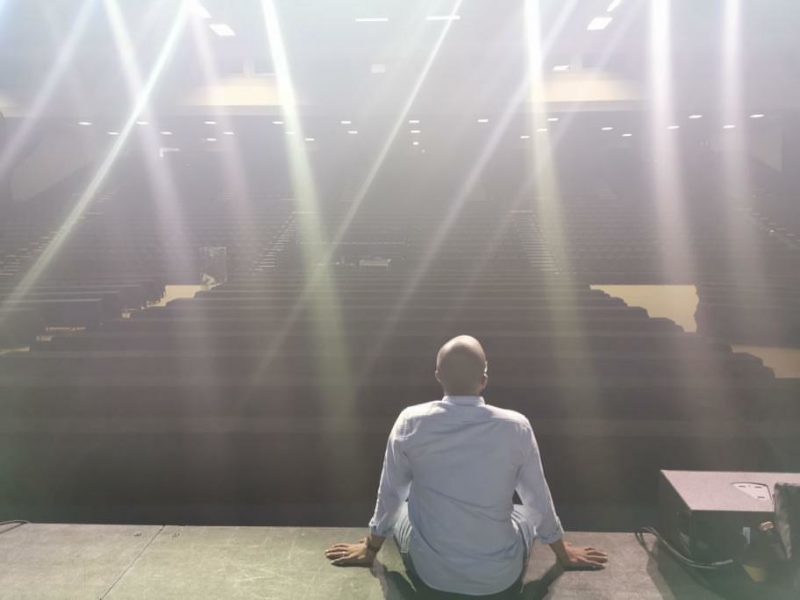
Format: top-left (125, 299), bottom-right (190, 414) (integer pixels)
top-left (658, 470), bottom-right (800, 564)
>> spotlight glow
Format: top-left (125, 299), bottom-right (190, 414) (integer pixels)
top-left (688, 114), bottom-right (703, 119)
top-left (204, 120), bottom-right (216, 124)
top-left (206, 137), bottom-right (217, 141)
top-left (160, 130), bottom-right (173, 135)
top-left (78, 121), bottom-right (92, 126)
top-left (408, 119), bottom-right (420, 124)
top-left (209, 23), bottom-right (235, 36)
top-left (476, 118), bottom-right (489, 123)
top-left (520, 134), bottom-right (530, 139)
top-left (272, 120), bottom-right (284, 125)
top-left (723, 124), bottom-right (736, 129)
top-left (222, 130), bottom-right (235, 135)
top-left (749, 113), bottom-right (765, 119)
top-left (552, 64), bottom-right (570, 72)
top-left (409, 129), bottom-right (421, 134)
top-left (106, 131), bottom-right (120, 136)
top-left (547, 116), bottom-right (560, 122)
top-left (621, 132), bottom-right (632, 137)
top-left (601, 126), bottom-right (614, 131)
top-left (668, 125), bottom-right (680, 129)
top-left (339, 120), bottom-right (352, 125)
top-left (346, 129), bottom-right (358, 135)
top-left (587, 16), bottom-right (613, 30)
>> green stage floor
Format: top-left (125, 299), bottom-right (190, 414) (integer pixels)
top-left (0, 523), bottom-right (720, 599)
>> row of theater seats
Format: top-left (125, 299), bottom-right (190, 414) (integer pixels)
top-left (0, 280), bottom-right (165, 346)
top-left (1, 272), bottom-right (795, 529)
top-left (696, 282), bottom-right (800, 346)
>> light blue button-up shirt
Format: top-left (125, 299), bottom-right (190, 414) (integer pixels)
top-left (368, 395), bottom-right (564, 595)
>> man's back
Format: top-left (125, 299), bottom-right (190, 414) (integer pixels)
top-left (375, 395), bottom-right (561, 595)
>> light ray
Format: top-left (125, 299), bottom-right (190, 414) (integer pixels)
top-left (0, 0), bottom-right (189, 315)
top-left (0, 0), bottom-right (97, 182)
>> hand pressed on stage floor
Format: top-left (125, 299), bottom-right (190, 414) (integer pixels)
top-left (325, 536), bottom-right (383, 567)
top-left (552, 540), bottom-right (609, 571)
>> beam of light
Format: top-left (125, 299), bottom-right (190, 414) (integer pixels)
top-left (354, 1), bottom-right (585, 384)
top-left (0, 1), bottom-right (189, 317)
top-left (647, 0), bottom-right (695, 284)
top-left (0, 0), bottom-right (97, 182)
top-left (254, 0), bottom-right (353, 406)
top-left (102, 0), bottom-right (196, 281)
top-left (719, 0), bottom-right (769, 287)
top-left (249, 0), bottom-right (466, 393)
top-left (187, 9), bottom-right (255, 213)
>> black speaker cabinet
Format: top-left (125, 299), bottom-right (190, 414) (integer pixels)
top-left (658, 470), bottom-right (800, 563)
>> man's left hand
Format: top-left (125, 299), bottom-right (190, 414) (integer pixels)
top-left (325, 538), bottom-right (375, 567)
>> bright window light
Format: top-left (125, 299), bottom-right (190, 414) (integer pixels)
top-left (587, 16), bottom-right (613, 31)
top-left (204, 120), bottom-right (216, 125)
top-left (607, 0), bottom-right (623, 12)
top-left (601, 126), bottom-right (614, 131)
top-left (688, 114), bottom-right (703, 119)
top-left (552, 64), bottom-right (570, 72)
top-left (749, 113), bottom-right (765, 119)
top-left (347, 130), bottom-right (358, 135)
top-left (355, 17), bottom-right (389, 23)
top-left (160, 131), bottom-right (173, 136)
top-left (426, 15), bottom-right (461, 21)
top-left (107, 131), bottom-right (119, 136)
top-left (77, 121), bottom-right (92, 126)
top-left (209, 23), bottom-right (235, 37)
top-left (477, 118), bottom-right (489, 123)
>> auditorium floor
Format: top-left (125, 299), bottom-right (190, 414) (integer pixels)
top-left (0, 523), bottom-right (721, 599)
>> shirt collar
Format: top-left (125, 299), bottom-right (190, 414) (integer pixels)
top-left (442, 395), bottom-right (485, 407)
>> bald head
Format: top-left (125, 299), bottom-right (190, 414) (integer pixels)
top-left (435, 335), bottom-right (488, 396)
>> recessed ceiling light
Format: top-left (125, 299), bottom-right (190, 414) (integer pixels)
top-left (209, 23), bottom-right (235, 37)
top-left (222, 131), bottom-right (234, 135)
top-left (587, 16), bottom-right (613, 30)
top-left (77, 121), bottom-right (92, 126)
top-left (537, 128), bottom-right (548, 133)
top-left (607, 0), bottom-right (623, 12)
top-left (272, 120), bottom-right (284, 125)
top-left (621, 132), bottom-right (633, 137)
top-left (547, 117), bottom-right (559, 122)
top-left (409, 129), bottom-right (421, 134)
top-left (340, 120), bottom-right (352, 125)
top-left (408, 119), bottom-right (420, 124)
top-left (688, 114), bottom-right (703, 119)
top-left (552, 65), bottom-right (570, 72)
top-left (136, 120), bottom-right (149, 126)
top-left (347, 130), bottom-right (358, 135)
top-left (477, 118), bottom-right (489, 123)
top-left (412, 141), bottom-right (420, 146)
top-left (206, 137), bottom-right (217, 142)
top-left (668, 125), bottom-right (680, 130)
top-left (160, 131), bottom-right (173, 136)
top-left (305, 137), bottom-right (315, 142)
top-left (355, 17), bottom-right (389, 23)
top-left (426, 15), bottom-right (461, 21)
top-left (107, 131), bottom-right (119, 136)
top-left (749, 113), bottom-right (765, 119)
top-left (601, 126), bottom-right (614, 131)
top-left (520, 135), bottom-right (530, 139)
top-left (723, 124), bottom-right (736, 129)
top-left (204, 120), bottom-right (216, 125)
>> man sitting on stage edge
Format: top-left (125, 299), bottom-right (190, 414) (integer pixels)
top-left (325, 335), bottom-right (607, 595)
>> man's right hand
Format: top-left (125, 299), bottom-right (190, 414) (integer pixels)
top-left (551, 540), bottom-right (608, 570)
top-left (558, 542), bottom-right (608, 570)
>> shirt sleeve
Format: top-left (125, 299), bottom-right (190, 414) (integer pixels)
top-left (368, 411), bottom-right (413, 537)
top-left (515, 421), bottom-right (564, 545)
